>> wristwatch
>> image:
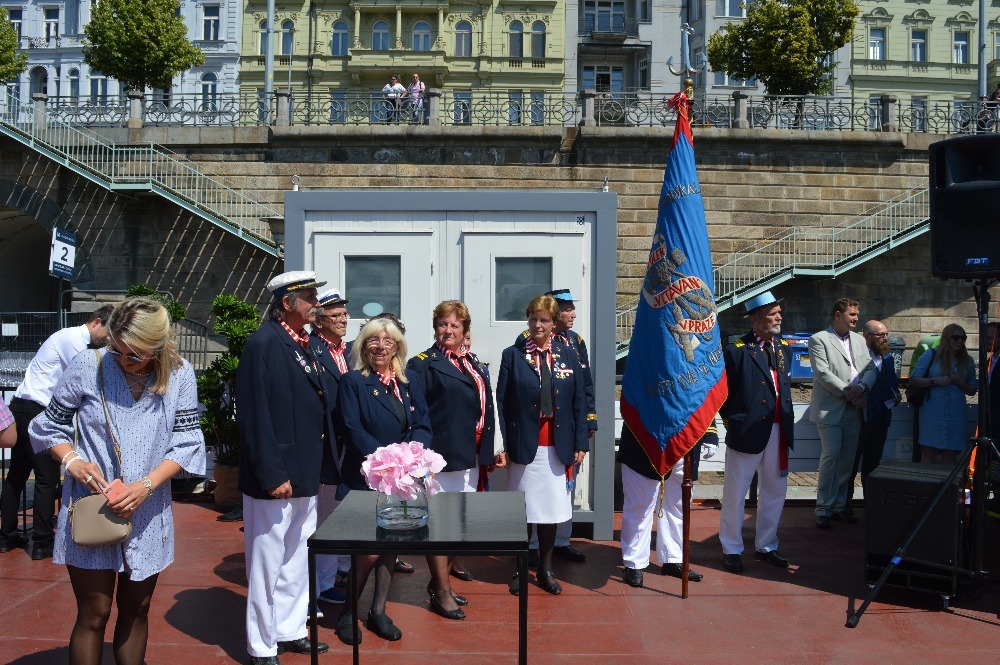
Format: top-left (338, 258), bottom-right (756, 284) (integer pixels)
top-left (139, 476), bottom-right (153, 496)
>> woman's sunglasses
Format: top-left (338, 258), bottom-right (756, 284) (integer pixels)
top-left (107, 346), bottom-right (149, 363)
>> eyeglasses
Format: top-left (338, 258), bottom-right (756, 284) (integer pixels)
top-left (107, 346), bottom-right (150, 363)
top-left (318, 312), bottom-right (349, 320)
top-left (365, 338), bottom-right (396, 349)
top-left (865, 332), bottom-right (888, 339)
top-left (952, 335), bottom-right (968, 342)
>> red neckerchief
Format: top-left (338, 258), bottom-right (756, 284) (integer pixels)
top-left (436, 343), bottom-right (486, 435)
top-left (279, 319), bottom-right (310, 350)
top-left (375, 369), bottom-right (402, 402)
top-left (524, 336), bottom-right (554, 377)
top-left (318, 332), bottom-right (349, 374)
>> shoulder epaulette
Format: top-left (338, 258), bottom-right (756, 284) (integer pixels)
top-left (519, 329), bottom-right (530, 339)
top-left (779, 339), bottom-right (789, 346)
top-left (734, 339), bottom-right (746, 348)
top-left (416, 352), bottom-right (428, 360)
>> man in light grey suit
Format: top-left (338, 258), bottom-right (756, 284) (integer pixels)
top-left (808, 298), bottom-right (879, 529)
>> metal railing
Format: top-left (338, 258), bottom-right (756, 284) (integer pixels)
top-left (578, 15), bottom-right (640, 37)
top-left (0, 89), bottom-right (281, 255)
top-left (615, 188), bottom-right (931, 354)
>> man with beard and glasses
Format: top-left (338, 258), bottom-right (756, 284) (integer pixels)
top-left (848, 320), bottom-right (900, 498)
top-left (718, 292), bottom-right (794, 574)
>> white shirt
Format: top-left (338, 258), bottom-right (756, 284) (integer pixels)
top-left (14, 324), bottom-right (92, 406)
top-left (382, 83), bottom-right (406, 99)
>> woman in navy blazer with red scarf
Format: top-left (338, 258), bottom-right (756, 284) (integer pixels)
top-left (495, 294), bottom-right (588, 596)
top-left (335, 318), bottom-right (431, 645)
top-left (408, 300), bottom-right (495, 620)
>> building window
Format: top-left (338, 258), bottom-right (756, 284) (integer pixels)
top-left (332, 21), bottom-right (349, 56)
top-left (455, 21), bottom-right (472, 56)
top-left (44, 7), bottom-right (59, 40)
top-left (910, 98), bottom-right (926, 132)
top-left (714, 71), bottom-right (756, 87)
top-left (869, 28), bottom-right (886, 60)
top-left (259, 21), bottom-right (267, 55)
top-left (689, 1), bottom-right (701, 23)
top-left (530, 91), bottom-right (545, 125)
top-left (201, 73), bottom-right (218, 111)
top-left (584, 1), bottom-right (626, 33)
top-left (281, 20), bottom-right (294, 55)
top-left (329, 91), bottom-right (346, 123)
top-left (582, 64), bottom-right (624, 96)
top-left (203, 6), bottom-right (220, 41)
top-left (995, 33), bottom-right (1000, 60)
top-left (89, 71), bottom-right (108, 105)
top-left (68, 68), bottom-right (79, 102)
top-left (345, 257), bottom-right (401, 317)
top-left (954, 32), bottom-right (970, 64)
top-left (639, 0), bottom-right (651, 22)
top-left (868, 95), bottom-right (881, 130)
top-left (453, 90), bottom-right (471, 124)
top-left (911, 29), bottom-right (926, 62)
top-left (7, 9), bottom-right (22, 40)
top-left (495, 258), bottom-right (552, 320)
top-left (509, 21), bottom-right (523, 58)
top-left (151, 88), bottom-right (170, 106)
top-left (637, 57), bottom-right (649, 90)
top-left (718, 0), bottom-right (746, 18)
top-left (508, 91), bottom-right (523, 125)
top-left (530, 22), bottom-right (545, 58)
top-left (372, 20), bottom-right (390, 51)
top-left (412, 21), bottom-right (431, 51)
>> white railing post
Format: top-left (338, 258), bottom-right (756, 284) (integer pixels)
top-left (32, 93), bottom-right (47, 130)
top-left (127, 91), bottom-right (144, 129)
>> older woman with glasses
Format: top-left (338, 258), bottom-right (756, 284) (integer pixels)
top-left (908, 323), bottom-right (977, 465)
top-left (29, 297), bottom-right (205, 665)
top-left (335, 317), bottom-right (431, 644)
top-left (495, 294), bottom-right (588, 596)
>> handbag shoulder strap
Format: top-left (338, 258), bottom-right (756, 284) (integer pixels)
top-left (96, 350), bottom-right (124, 473)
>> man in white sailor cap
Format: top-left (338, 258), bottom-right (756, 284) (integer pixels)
top-left (237, 271), bottom-right (338, 664)
top-left (718, 291), bottom-right (795, 574)
top-left (308, 287), bottom-right (352, 607)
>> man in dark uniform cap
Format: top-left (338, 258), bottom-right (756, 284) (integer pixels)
top-left (719, 291), bottom-right (794, 574)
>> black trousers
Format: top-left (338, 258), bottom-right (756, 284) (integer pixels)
top-left (848, 417), bottom-right (891, 503)
top-left (0, 397), bottom-right (59, 543)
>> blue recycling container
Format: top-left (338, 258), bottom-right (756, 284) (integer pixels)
top-left (783, 332), bottom-right (814, 381)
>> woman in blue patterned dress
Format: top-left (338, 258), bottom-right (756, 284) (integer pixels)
top-left (909, 323), bottom-right (977, 466)
top-left (30, 298), bottom-right (205, 665)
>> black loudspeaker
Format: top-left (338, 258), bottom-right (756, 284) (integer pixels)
top-left (929, 135), bottom-right (1000, 278)
top-left (865, 461), bottom-right (962, 595)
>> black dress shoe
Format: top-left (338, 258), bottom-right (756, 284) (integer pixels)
top-left (366, 610), bottom-right (402, 640)
top-left (427, 582), bottom-right (467, 606)
top-left (449, 566), bottom-right (474, 582)
top-left (722, 554), bottom-right (743, 573)
top-left (553, 545), bottom-right (587, 562)
top-left (0, 534), bottom-right (27, 553)
top-left (843, 505), bottom-right (855, 517)
top-left (754, 550), bottom-right (789, 568)
top-left (276, 637), bottom-right (328, 655)
top-left (527, 549), bottom-right (539, 568)
top-left (335, 614), bottom-right (361, 645)
top-left (661, 562), bottom-right (703, 582)
top-left (249, 657), bottom-right (280, 665)
top-left (29, 541), bottom-right (53, 561)
top-left (429, 591), bottom-right (466, 620)
top-left (537, 570), bottom-right (562, 595)
top-left (831, 510), bottom-right (859, 524)
top-left (623, 567), bottom-right (644, 588)
top-left (816, 515), bottom-right (831, 529)
top-left (508, 572), bottom-right (520, 596)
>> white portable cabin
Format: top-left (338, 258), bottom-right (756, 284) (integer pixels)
top-left (283, 189), bottom-right (618, 540)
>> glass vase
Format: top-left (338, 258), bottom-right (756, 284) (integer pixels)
top-left (375, 484), bottom-right (429, 530)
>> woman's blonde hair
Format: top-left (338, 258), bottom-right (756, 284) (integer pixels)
top-left (107, 297), bottom-right (182, 395)
top-left (525, 294), bottom-right (559, 320)
top-left (349, 318), bottom-right (409, 383)
top-left (937, 323), bottom-right (974, 376)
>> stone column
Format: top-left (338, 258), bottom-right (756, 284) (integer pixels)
top-left (732, 91), bottom-right (749, 129)
top-left (428, 88), bottom-right (442, 126)
top-left (435, 6), bottom-right (445, 49)
top-left (353, 7), bottom-right (362, 48)
top-left (31, 92), bottom-right (47, 129)
top-left (127, 90), bottom-right (144, 129)
top-left (395, 5), bottom-right (403, 49)
top-left (579, 88), bottom-right (597, 126)
top-left (879, 94), bottom-right (898, 132)
top-left (275, 90), bottom-right (291, 126)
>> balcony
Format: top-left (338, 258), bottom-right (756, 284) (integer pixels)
top-left (578, 15), bottom-right (639, 40)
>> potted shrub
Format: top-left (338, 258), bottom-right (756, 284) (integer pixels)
top-left (197, 294), bottom-right (260, 508)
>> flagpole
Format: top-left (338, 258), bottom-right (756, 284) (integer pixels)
top-left (681, 449), bottom-right (693, 599)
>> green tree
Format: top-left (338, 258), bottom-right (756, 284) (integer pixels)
top-left (125, 284), bottom-right (187, 322)
top-left (707, 0), bottom-right (859, 96)
top-left (0, 18), bottom-right (27, 83)
top-left (83, 0), bottom-right (204, 93)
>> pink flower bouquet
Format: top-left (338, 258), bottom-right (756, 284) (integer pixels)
top-left (362, 441), bottom-right (446, 501)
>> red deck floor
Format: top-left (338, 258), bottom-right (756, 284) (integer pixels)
top-left (3, 501), bottom-right (998, 664)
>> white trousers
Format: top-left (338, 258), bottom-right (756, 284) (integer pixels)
top-left (719, 424), bottom-right (787, 555)
top-left (244, 494), bottom-right (317, 658)
top-left (315, 485), bottom-right (350, 592)
top-left (620, 458), bottom-right (685, 569)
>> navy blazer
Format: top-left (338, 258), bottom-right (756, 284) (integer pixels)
top-left (309, 336), bottom-right (353, 456)
top-left (337, 368), bottom-right (432, 495)
top-left (496, 339), bottom-right (588, 467)
top-left (865, 352), bottom-right (899, 428)
top-left (520, 329), bottom-right (598, 432)
top-left (720, 332), bottom-right (795, 455)
top-left (235, 320), bottom-right (339, 500)
top-left (407, 347), bottom-right (496, 472)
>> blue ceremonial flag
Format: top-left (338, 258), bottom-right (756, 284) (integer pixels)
top-left (619, 92), bottom-right (728, 476)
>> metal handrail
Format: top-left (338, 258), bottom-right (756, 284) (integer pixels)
top-left (616, 188), bottom-right (930, 352)
top-left (0, 89), bottom-right (281, 255)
